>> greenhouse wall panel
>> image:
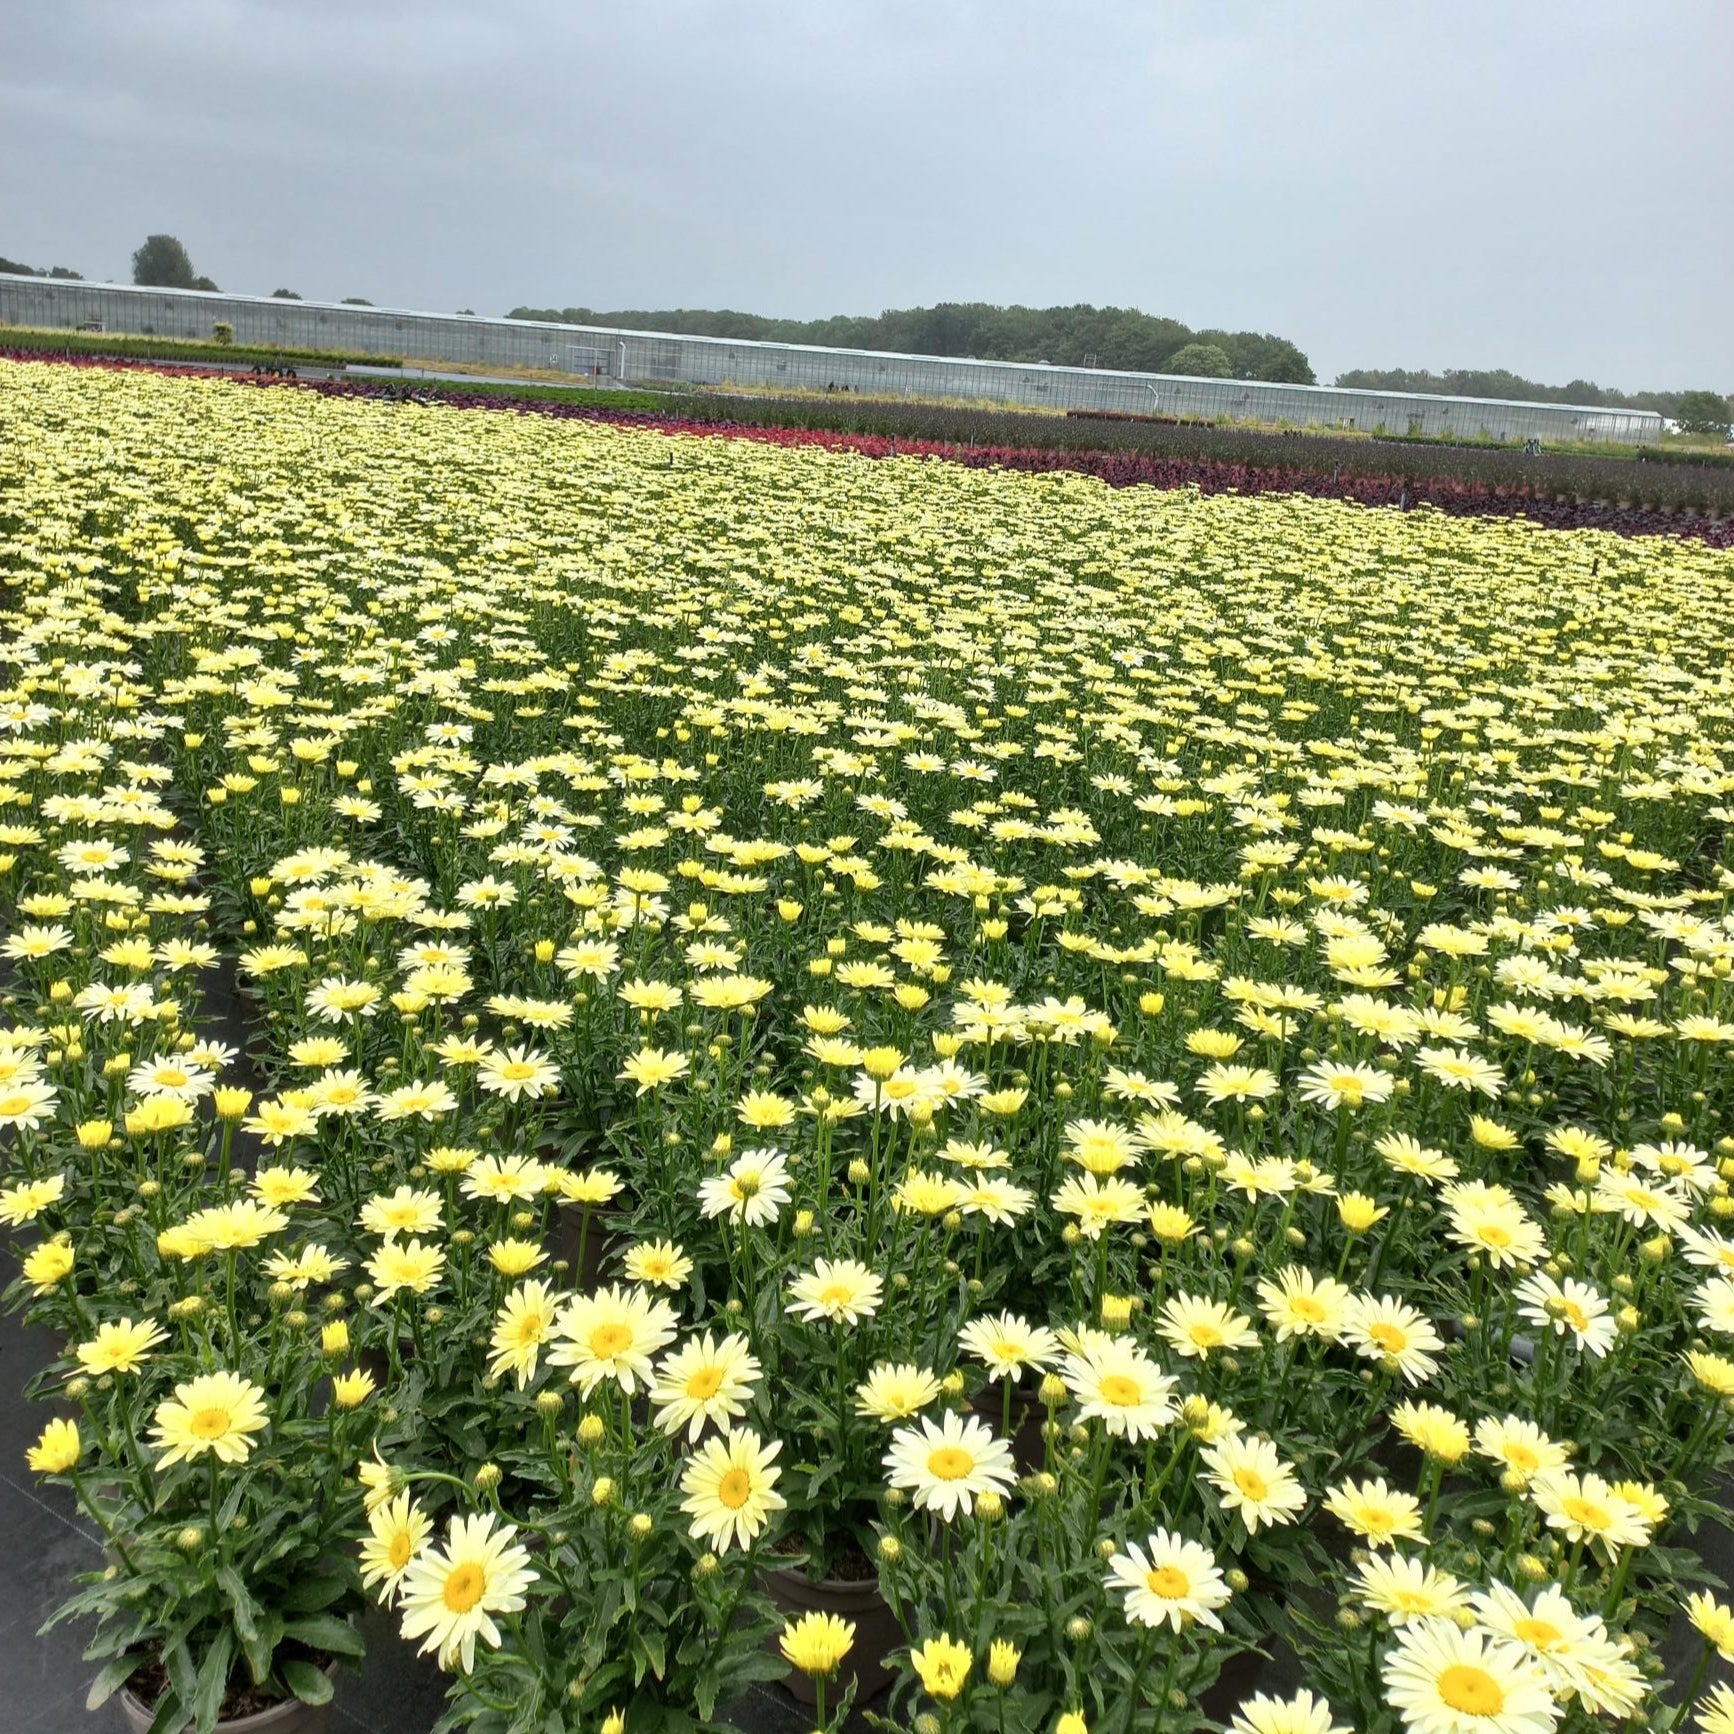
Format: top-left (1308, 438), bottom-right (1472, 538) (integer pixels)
top-left (0, 276), bottom-right (1665, 444)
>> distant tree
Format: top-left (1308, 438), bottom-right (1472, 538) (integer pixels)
top-left (341, 297), bottom-right (373, 306)
top-left (456, 308), bottom-right (475, 316)
top-left (1165, 343), bottom-right (1234, 379)
top-left (132, 234), bottom-right (199, 289)
top-left (191, 275), bottom-right (220, 292)
top-left (0, 256), bottom-right (80, 279)
top-left (1675, 390), bottom-right (1733, 439)
top-left (272, 287), bottom-right (302, 299)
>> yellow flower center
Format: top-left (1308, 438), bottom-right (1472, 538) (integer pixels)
top-left (1368, 1322), bottom-right (1406, 1353)
top-left (928, 1446), bottom-right (975, 1481)
top-left (501, 1062), bottom-right (535, 1081)
top-left (1436, 1663), bottom-right (1504, 1716)
top-left (718, 1467), bottom-right (753, 1509)
top-left (442, 1562), bottom-right (486, 1613)
top-left (189, 1406), bottom-right (233, 1440)
top-left (1234, 1468), bottom-right (1269, 1502)
top-left (819, 1284), bottom-right (853, 1309)
top-left (686, 1367), bottom-right (724, 1400)
top-left (1561, 1302), bottom-right (1589, 1331)
top-left (1146, 1565), bottom-right (1190, 1599)
top-left (389, 1532), bottom-right (413, 1569)
top-left (1513, 1616), bottom-right (1562, 1650)
top-left (1098, 1374), bottom-right (1142, 1407)
top-left (1291, 1296), bottom-right (1327, 1323)
top-left (589, 1323), bottom-right (633, 1358)
top-left (1562, 1496), bottom-right (1609, 1531)
top-left (1507, 1443), bottom-right (1539, 1472)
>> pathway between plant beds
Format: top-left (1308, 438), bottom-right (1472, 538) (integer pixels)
top-left (7, 350), bottom-right (1731, 550)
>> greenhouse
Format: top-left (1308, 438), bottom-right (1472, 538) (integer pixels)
top-left (0, 274), bottom-right (1666, 443)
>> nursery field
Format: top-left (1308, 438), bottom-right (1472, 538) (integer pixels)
top-left (4, 354), bottom-right (1734, 1734)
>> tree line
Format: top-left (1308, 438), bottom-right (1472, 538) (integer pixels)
top-left (1334, 366), bottom-right (1730, 432)
top-left (506, 300), bottom-right (1317, 385)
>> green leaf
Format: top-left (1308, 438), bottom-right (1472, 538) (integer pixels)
top-left (242, 1610), bottom-right (285, 1686)
top-left (278, 1572), bottom-right (349, 1613)
top-left (192, 1628), bottom-right (236, 1734)
top-left (85, 1653), bottom-right (143, 1711)
top-left (282, 1659), bottom-right (335, 1705)
top-left (282, 1613), bottom-right (364, 1658)
top-left (163, 1638), bottom-right (199, 1722)
top-left (692, 1670), bottom-right (718, 1723)
top-left (214, 1564), bottom-right (261, 1642)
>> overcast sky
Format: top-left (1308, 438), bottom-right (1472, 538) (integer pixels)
top-left (6, 1), bottom-right (1730, 388)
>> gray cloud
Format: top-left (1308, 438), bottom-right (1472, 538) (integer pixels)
top-left (5, 0), bottom-right (1730, 387)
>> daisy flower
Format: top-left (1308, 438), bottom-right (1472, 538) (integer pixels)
top-left (1324, 1475), bottom-right (1425, 1548)
top-left (397, 1513), bottom-right (537, 1674)
top-left (359, 1491), bottom-right (432, 1603)
top-left (1062, 1339), bottom-right (1178, 1441)
top-left (785, 1257), bottom-right (883, 1325)
top-left (697, 1148), bottom-right (791, 1227)
top-left (884, 1411), bottom-right (1015, 1520)
top-left (149, 1371), bottom-right (270, 1467)
top-left (487, 1279), bottom-right (562, 1388)
top-left (1343, 1294), bottom-right (1443, 1385)
top-left (854, 1363), bottom-right (943, 1423)
top-left (959, 1311), bottom-right (1061, 1383)
top-left (1514, 1274), bottom-right (1616, 1359)
top-left (1381, 1617), bottom-right (1561, 1734)
top-left (1355, 1554), bottom-right (1470, 1626)
top-left (679, 1427), bottom-right (786, 1551)
top-left (550, 1283), bottom-right (678, 1395)
top-left (651, 1331), bottom-right (761, 1441)
top-left (1202, 1434), bottom-right (1307, 1534)
top-left (1104, 1529), bottom-right (1231, 1632)
top-left (1229, 1691), bottom-right (1353, 1734)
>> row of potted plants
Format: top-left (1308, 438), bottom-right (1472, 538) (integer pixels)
top-left (3, 353), bottom-right (1734, 1734)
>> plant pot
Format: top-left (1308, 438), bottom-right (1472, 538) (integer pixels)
top-left (120, 1669), bottom-right (337, 1734)
top-left (1198, 1641), bottom-right (1277, 1720)
top-left (763, 1564), bottom-right (903, 1706)
top-left (971, 1383), bottom-right (1048, 1474)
